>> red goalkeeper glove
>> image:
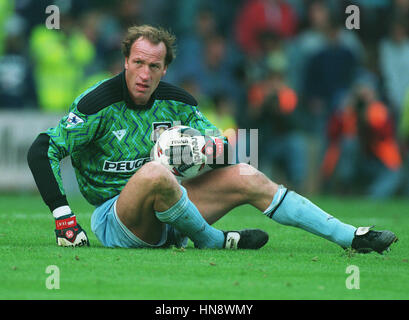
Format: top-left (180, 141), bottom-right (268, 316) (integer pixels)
top-left (55, 213), bottom-right (89, 247)
top-left (202, 136), bottom-right (230, 168)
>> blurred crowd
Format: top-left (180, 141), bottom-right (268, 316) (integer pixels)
top-left (1, 0), bottom-right (409, 198)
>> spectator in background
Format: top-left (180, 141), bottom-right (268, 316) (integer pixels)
top-left (389, 0), bottom-right (409, 25)
top-left (162, 0), bottom-right (204, 37)
top-left (140, 0), bottom-right (173, 30)
top-left (0, 15), bottom-right (37, 109)
top-left (165, 0), bottom-right (244, 38)
top-left (202, 0), bottom-right (247, 38)
top-left (29, 12), bottom-right (96, 113)
top-left (303, 17), bottom-right (359, 136)
top-left (399, 86), bottom-right (409, 195)
top-left (14, 0), bottom-right (91, 31)
top-left (287, 0), bottom-right (364, 93)
top-left (399, 89), bottom-right (409, 145)
top-left (114, 0), bottom-right (144, 31)
top-left (179, 77), bottom-right (238, 139)
top-left (166, 7), bottom-right (219, 81)
top-left (379, 18), bottom-right (409, 119)
top-left (78, 9), bottom-right (113, 72)
top-left (201, 34), bottom-right (241, 102)
top-left (234, 0), bottom-right (298, 58)
top-left (73, 9), bottom-right (125, 94)
top-left (201, 94), bottom-right (238, 141)
top-left (345, 0), bottom-right (391, 46)
top-left (0, 0), bottom-right (14, 56)
top-left (247, 62), bottom-right (308, 191)
top-left (167, 27), bottom-right (243, 118)
top-left (242, 30), bottom-right (291, 86)
top-left (321, 77), bottom-right (403, 198)
top-left (166, 5), bottom-right (244, 91)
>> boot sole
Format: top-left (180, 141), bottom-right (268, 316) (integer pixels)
top-left (374, 231), bottom-right (398, 254)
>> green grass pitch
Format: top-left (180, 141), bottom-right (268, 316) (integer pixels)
top-left (1, 193), bottom-right (408, 300)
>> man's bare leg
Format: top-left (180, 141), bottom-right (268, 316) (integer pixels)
top-left (186, 163), bottom-right (397, 253)
top-left (116, 161), bottom-right (229, 248)
top-left (183, 163), bottom-right (359, 249)
top-left (182, 163), bottom-right (277, 224)
top-left (116, 162), bottom-right (268, 249)
top-left (116, 161), bottom-right (183, 244)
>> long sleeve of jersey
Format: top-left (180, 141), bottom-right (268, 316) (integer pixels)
top-left (27, 106), bottom-right (103, 211)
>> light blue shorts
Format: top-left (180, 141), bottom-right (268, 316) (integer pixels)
top-left (91, 195), bottom-right (188, 248)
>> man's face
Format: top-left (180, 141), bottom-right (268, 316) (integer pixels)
top-left (125, 37), bottom-right (167, 105)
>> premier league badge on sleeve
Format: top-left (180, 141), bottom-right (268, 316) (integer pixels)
top-left (66, 112), bottom-right (85, 128)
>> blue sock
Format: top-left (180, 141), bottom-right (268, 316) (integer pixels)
top-left (264, 185), bottom-right (356, 248)
top-left (155, 185), bottom-right (225, 248)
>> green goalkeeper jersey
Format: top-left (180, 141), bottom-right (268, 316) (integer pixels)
top-left (27, 71), bottom-right (221, 210)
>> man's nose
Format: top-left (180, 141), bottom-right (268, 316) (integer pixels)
top-left (139, 65), bottom-right (150, 81)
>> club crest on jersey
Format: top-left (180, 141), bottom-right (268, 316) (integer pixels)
top-left (66, 112), bottom-right (84, 128)
top-left (151, 121), bottom-right (173, 142)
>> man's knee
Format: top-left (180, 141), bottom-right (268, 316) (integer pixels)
top-left (134, 161), bottom-right (179, 193)
top-left (234, 163), bottom-right (260, 177)
top-left (235, 163), bottom-right (280, 199)
top-left (228, 163), bottom-right (269, 192)
top-left (118, 161), bottom-right (182, 218)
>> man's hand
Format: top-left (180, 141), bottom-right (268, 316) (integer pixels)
top-left (163, 133), bottom-right (229, 168)
top-left (201, 135), bottom-right (228, 168)
top-left (55, 213), bottom-right (89, 247)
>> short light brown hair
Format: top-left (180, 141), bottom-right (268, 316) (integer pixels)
top-left (121, 25), bottom-right (176, 66)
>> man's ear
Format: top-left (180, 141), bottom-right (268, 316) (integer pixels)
top-left (124, 57), bottom-right (129, 70)
top-left (162, 65), bottom-right (167, 77)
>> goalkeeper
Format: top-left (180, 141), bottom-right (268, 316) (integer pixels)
top-left (27, 25), bottom-right (397, 254)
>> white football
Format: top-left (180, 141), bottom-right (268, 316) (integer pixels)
top-left (152, 125), bottom-right (207, 179)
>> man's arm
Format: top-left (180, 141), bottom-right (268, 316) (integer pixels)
top-left (27, 108), bottom-right (102, 246)
top-left (27, 133), bottom-right (69, 211)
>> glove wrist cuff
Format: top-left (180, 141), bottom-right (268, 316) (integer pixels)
top-left (55, 215), bottom-right (77, 230)
top-left (53, 205), bottom-right (72, 219)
